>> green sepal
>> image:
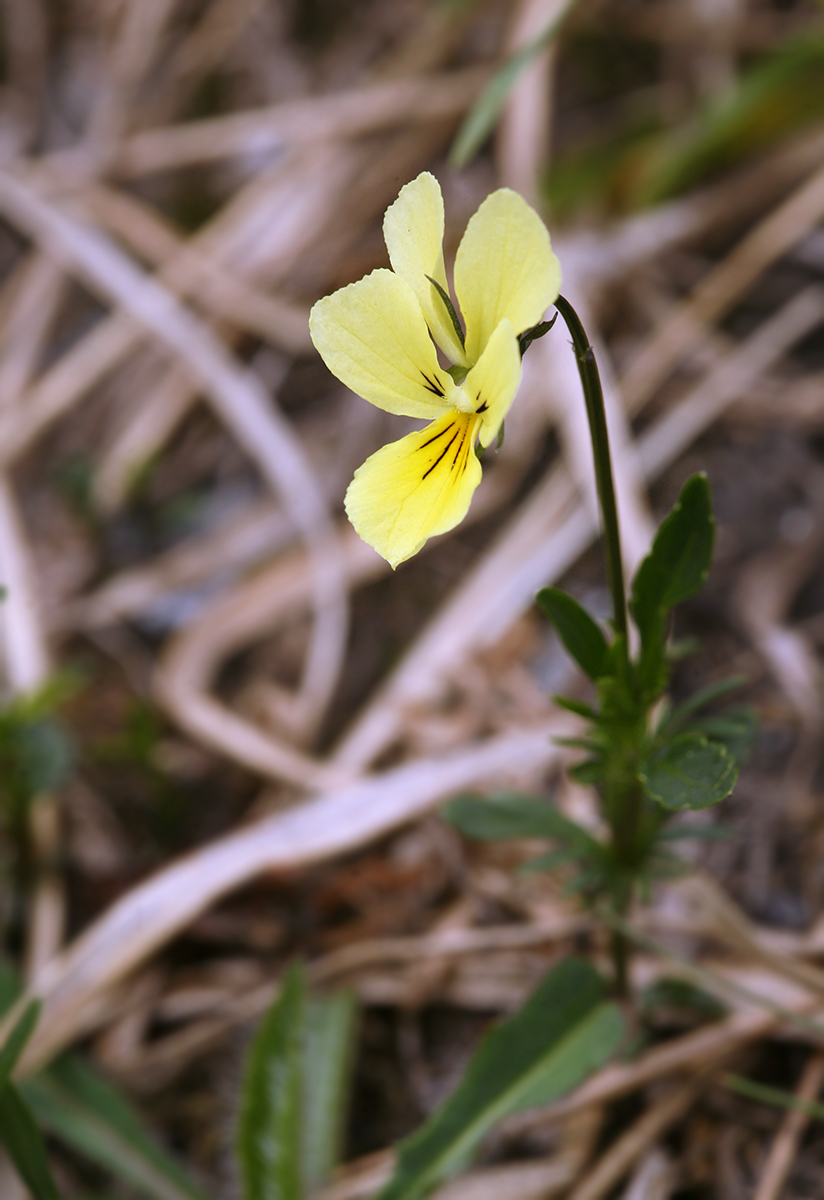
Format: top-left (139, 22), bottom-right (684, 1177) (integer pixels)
top-left (496, 420), bottom-right (505, 450)
top-left (639, 732), bottom-right (737, 811)
top-left (424, 275), bottom-right (465, 349)
top-left (536, 588), bottom-right (611, 681)
top-left (518, 314), bottom-right (557, 357)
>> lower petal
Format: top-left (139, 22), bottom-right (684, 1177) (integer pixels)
top-left (344, 410), bottom-right (483, 568)
top-left (463, 318), bottom-right (522, 448)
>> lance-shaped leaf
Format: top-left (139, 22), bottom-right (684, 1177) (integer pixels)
top-left (444, 793), bottom-right (603, 858)
top-left (377, 959), bottom-right (624, 1200)
top-left (237, 966), bottom-right (304, 1200)
top-left (640, 733), bottom-right (737, 812)
top-left (630, 473), bottom-right (714, 647)
top-left (236, 964), bottom-right (356, 1200)
top-left (536, 588), bottom-right (611, 680)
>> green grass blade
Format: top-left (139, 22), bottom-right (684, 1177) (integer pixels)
top-left (24, 1055), bottom-right (208, 1200)
top-left (0, 1083), bottom-right (62, 1200)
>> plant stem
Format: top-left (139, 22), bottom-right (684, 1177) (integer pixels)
top-left (553, 295), bottom-right (627, 640)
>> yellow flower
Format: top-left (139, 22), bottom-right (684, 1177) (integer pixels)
top-left (309, 172), bottom-right (561, 568)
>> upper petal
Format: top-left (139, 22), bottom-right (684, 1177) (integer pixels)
top-left (309, 269), bottom-right (457, 420)
top-left (383, 172), bottom-right (468, 367)
top-left (344, 409), bottom-right (482, 568)
top-left (454, 188), bottom-right (561, 364)
top-left (463, 318), bottom-right (522, 448)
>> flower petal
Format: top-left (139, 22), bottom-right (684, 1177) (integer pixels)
top-left (310, 269), bottom-right (457, 420)
top-left (454, 188), bottom-right (561, 364)
top-left (344, 409), bottom-right (482, 568)
top-left (463, 318), bottom-right (522, 448)
top-left (383, 172), bottom-right (468, 366)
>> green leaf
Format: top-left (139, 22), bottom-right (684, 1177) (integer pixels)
top-left (236, 965), bottom-right (357, 1200)
top-left (552, 695), bottom-right (597, 719)
top-left (665, 675), bottom-right (747, 724)
top-left (0, 1002), bottom-right (40, 1097)
top-left (690, 707), bottom-right (758, 768)
top-left (517, 848), bottom-right (581, 875)
top-left (630, 474), bottom-right (714, 646)
top-left (641, 977), bottom-right (727, 1024)
top-left (640, 733), bottom-right (737, 812)
top-left (0, 1083), bottom-right (62, 1200)
top-left (237, 964), bottom-right (305, 1200)
top-left (377, 959), bottom-right (624, 1200)
top-left (659, 823), bottom-right (732, 843)
top-left (24, 1055), bottom-right (207, 1200)
top-left (301, 991), bottom-right (357, 1193)
top-left (536, 588), bottom-right (611, 680)
top-left (443, 794), bottom-right (602, 857)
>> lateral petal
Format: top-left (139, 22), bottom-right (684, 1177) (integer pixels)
top-left (383, 172), bottom-right (468, 366)
top-left (463, 318), bottom-right (522, 448)
top-left (344, 409), bottom-right (483, 568)
top-left (454, 188), bottom-right (561, 364)
top-left (309, 269), bottom-right (457, 420)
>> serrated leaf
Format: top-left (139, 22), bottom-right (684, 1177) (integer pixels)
top-left (0, 1083), bottom-right (62, 1200)
top-left (443, 794), bottom-right (602, 857)
top-left (630, 474), bottom-right (714, 646)
top-left (24, 1055), bottom-right (207, 1200)
top-left (237, 964), bottom-right (304, 1200)
top-left (691, 707), bottom-right (758, 768)
top-left (377, 959), bottom-right (624, 1200)
top-left (640, 733), bottom-right (737, 812)
top-left (536, 588), bottom-right (611, 680)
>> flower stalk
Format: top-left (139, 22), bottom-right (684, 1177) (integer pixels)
top-left (553, 295), bottom-right (627, 642)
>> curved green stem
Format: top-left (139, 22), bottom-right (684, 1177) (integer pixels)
top-left (553, 295), bottom-right (627, 640)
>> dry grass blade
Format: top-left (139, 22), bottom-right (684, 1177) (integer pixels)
top-left (8, 723), bottom-right (567, 1073)
top-left (621, 161), bottom-right (824, 410)
top-left (0, 476), bottom-right (64, 981)
top-left (566, 1077), bottom-right (705, 1200)
top-left (108, 67), bottom-right (489, 174)
top-left (0, 167), bottom-right (349, 737)
top-left (752, 1052), bottom-right (824, 1200)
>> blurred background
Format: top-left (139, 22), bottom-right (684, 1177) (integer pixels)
top-left (1, 0), bottom-right (824, 1196)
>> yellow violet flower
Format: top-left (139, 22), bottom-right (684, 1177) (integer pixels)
top-left (309, 172), bottom-right (561, 568)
